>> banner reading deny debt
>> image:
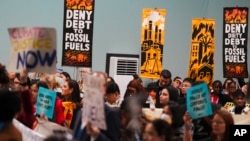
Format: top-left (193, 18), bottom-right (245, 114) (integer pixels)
top-left (223, 7), bottom-right (248, 78)
top-left (8, 27), bottom-right (57, 73)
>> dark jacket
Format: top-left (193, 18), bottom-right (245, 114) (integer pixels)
top-left (74, 104), bottom-right (121, 141)
top-left (147, 80), bottom-right (179, 108)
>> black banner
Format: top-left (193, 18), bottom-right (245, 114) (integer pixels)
top-left (62, 0), bottom-right (95, 67)
top-left (223, 7), bottom-right (248, 78)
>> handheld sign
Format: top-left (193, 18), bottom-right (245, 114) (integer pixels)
top-left (8, 27), bottom-right (57, 73)
top-left (186, 82), bottom-right (212, 119)
top-left (82, 73), bottom-right (107, 130)
top-left (36, 87), bottom-right (56, 119)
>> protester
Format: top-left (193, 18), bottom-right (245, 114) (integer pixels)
top-left (0, 89), bottom-right (22, 141)
top-left (228, 89), bottom-right (250, 115)
top-left (78, 67), bottom-right (92, 94)
top-left (183, 110), bottom-right (234, 141)
top-left (0, 63), bottom-right (10, 89)
top-left (221, 78), bottom-right (234, 95)
top-left (107, 76), bottom-right (115, 83)
top-left (159, 87), bottom-right (179, 108)
top-left (178, 78), bottom-right (194, 105)
top-left (143, 119), bottom-right (173, 141)
top-left (74, 71), bottom-right (121, 141)
top-left (147, 69), bottom-right (179, 107)
top-left (210, 80), bottom-right (228, 106)
top-left (124, 79), bottom-right (155, 109)
top-left (181, 81), bottom-right (223, 141)
top-left (60, 71), bottom-right (72, 81)
top-left (120, 96), bottom-right (145, 141)
top-left (61, 79), bottom-right (82, 129)
top-left (105, 81), bottom-right (120, 107)
top-left (172, 76), bottom-right (182, 95)
top-left (241, 83), bottom-right (248, 95)
top-left (222, 81), bottom-right (238, 106)
top-left (161, 101), bottom-right (184, 140)
top-left (16, 89), bottom-right (36, 129)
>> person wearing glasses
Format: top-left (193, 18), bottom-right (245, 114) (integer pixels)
top-left (183, 110), bottom-right (234, 141)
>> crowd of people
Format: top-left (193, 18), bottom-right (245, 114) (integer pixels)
top-left (0, 62), bottom-right (249, 141)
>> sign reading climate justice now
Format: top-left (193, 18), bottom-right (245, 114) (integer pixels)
top-left (186, 82), bottom-right (212, 119)
top-left (62, 0), bottom-right (95, 67)
top-left (36, 87), bottom-right (56, 119)
top-left (8, 27), bottom-right (57, 73)
top-left (223, 7), bottom-right (248, 78)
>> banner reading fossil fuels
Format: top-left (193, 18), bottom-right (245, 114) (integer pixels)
top-left (223, 7), bottom-right (248, 78)
top-left (62, 0), bottom-right (94, 67)
top-left (140, 8), bottom-right (166, 79)
top-left (187, 18), bottom-right (215, 86)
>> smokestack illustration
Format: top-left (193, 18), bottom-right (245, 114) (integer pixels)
top-left (149, 21), bottom-right (152, 39)
top-left (155, 25), bottom-right (158, 42)
top-left (158, 29), bottom-right (162, 43)
top-left (144, 26), bottom-right (148, 40)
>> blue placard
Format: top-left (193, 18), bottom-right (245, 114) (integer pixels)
top-left (36, 87), bottom-right (56, 119)
top-left (186, 82), bottom-right (212, 119)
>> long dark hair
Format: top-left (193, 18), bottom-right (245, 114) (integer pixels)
top-left (0, 63), bottom-right (10, 88)
top-left (222, 78), bottom-right (234, 89)
top-left (0, 89), bottom-right (21, 122)
top-left (150, 119), bottom-right (173, 141)
top-left (210, 110), bottom-right (234, 141)
top-left (124, 79), bottom-right (146, 98)
top-left (163, 101), bottom-right (184, 129)
top-left (65, 80), bottom-right (81, 103)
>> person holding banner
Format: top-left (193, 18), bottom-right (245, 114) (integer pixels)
top-left (74, 71), bottom-right (121, 141)
top-left (30, 80), bottom-right (65, 126)
top-left (182, 81), bottom-right (223, 141)
top-left (183, 110), bottom-right (234, 141)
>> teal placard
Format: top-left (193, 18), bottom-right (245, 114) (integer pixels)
top-left (186, 82), bottom-right (212, 119)
top-left (36, 87), bottom-right (56, 119)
